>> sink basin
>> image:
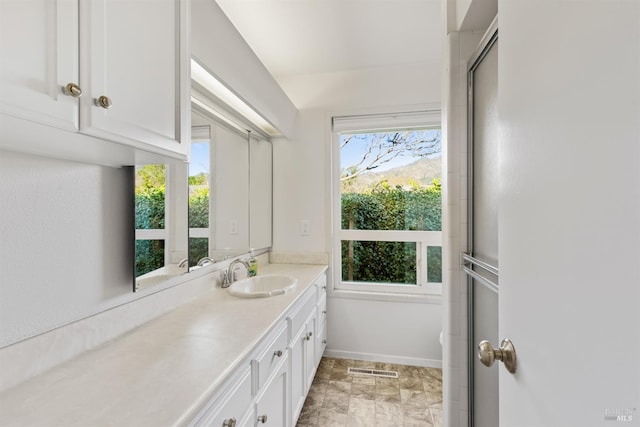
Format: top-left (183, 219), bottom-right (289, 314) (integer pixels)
top-left (227, 274), bottom-right (298, 298)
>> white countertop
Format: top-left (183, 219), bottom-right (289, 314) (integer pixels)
top-left (0, 264), bottom-right (327, 427)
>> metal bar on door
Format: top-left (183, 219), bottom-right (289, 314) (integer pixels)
top-left (462, 253), bottom-right (499, 293)
top-left (462, 253), bottom-right (499, 276)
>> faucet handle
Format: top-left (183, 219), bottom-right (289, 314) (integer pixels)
top-left (222, 270), bottom-right (232, 286)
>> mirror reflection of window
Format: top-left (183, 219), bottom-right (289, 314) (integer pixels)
top-left (134, 162), bottom-right (189, 292)
top-left (135, 164), bottom-right (167, 277)
top-left (189, 126), bottom-right (211, 267)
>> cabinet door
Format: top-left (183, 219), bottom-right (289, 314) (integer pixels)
top-left (255, 356), bottom-right (288, 427)
top-left (316, 322), bottom-right (327, 366)
top-left (289, 328), bottom-right (307, 424)
top-left (0, 0), bottom-right (79, 132)
top-left (315, 293), bottom-right (327, 366)
top-left (79, 0), bottom-right (188, 158)
top-left (303, 312), bottom-right (317, 395)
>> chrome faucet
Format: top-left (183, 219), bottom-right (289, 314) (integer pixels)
top-left (197, 257), bottom-right (215, 267)
top-left (222, 259), bottom-right (251, 288)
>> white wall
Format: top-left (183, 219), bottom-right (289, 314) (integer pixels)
top-left (0, 151), bottom-right (133, 347)
top-left (273, 59), bottom-right (444, 366)
top-left (273, 110), bottom-right (327, 254)
top-left (0, 149), bottom-right (252, 390)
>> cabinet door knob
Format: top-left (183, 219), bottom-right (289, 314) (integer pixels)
top-left (94, 95), bottom-right (112, 109)
top-left (322, 310), bottom-right (327, 315)
top-left (257, 414), bottom-right (268, 423)
top-left (306, 332), bottom-right (313, 341)
top-left (62, 83), bottom-right (82, 98)
top-left (323, 339), bottom-right (327, 344)
top-left (222, 418), bottom-right (236, 427)
top-left (273, 350), bottom-right (283, 357)
top-left (322, 285), bottom-right (327, 290)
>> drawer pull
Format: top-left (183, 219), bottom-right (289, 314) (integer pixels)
top-left (273, 350), bottom-right (283, 357)
top-left (222, 418), bottom-right (236, 427)
top-left (257, 414), bottom-right (268, 423)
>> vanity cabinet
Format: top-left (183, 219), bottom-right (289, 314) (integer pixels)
top-left (0, 0), bottom-right (189, 166)
top-left (190, 271), bottom-right (327, 427)
top-left (288, 274), bottom-right (328, 424)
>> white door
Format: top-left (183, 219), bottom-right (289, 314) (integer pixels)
top-left (498, 2), bottom-right (640, 426)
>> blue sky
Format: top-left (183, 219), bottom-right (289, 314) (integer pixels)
top-left (340, 129), bottom-right (442, 174)
top-left (189, 141), bottom-right (210, 176)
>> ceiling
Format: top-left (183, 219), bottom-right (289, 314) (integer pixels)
top-left (215, 0), bottom-right (442, 80)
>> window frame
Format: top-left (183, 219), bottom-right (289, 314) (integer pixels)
top-left (134, 162), bottom-right (188, 277)
top-left (331, 111), bottom-right (443, 298)
top-left (188, 125), bottom-right (213, 259)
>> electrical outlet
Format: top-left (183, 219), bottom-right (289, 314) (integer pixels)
top-left (300, 220), bottom-right (310, 236)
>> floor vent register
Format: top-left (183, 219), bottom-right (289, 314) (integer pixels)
top-left (347, 367), bottom-right (399, 378)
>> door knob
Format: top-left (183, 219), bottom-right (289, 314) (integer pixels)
top-left (478, 338), bottom-right (517, 374)
top-left (62, 83), bottom-right (82, 98)
top-left (222, 418), bottom-right (236, 427)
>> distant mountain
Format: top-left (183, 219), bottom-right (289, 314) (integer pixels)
top-left (342, 156), bottom-right (442, 192)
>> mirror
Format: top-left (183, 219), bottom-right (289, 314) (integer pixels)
top-left (133, 103), bottom-right (273, 291)
top-left (189, 108), bottom-right (250, 267)
top-left (249, 137), bottom-right (272, 250)
top-left (134, 162), bottom-right (189, 291)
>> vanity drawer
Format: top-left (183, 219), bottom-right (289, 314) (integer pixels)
top-left (316, 321), bottom-right (327, 366)
top-left (287, 288), bottom-right (317, 340)
top-left (193, 364), bottom-right (252, 427)
top-left (316, 274), bottom-right (327, 302)
top-left (252, 321), bottom-right (288, 392)
top-left (318, 295), bottom-right (327, 327)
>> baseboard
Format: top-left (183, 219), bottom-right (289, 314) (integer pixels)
top-left (323, 349), bottom-right (442, 369)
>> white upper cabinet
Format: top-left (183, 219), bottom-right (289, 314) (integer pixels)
top-left (0, 0), bottom-right (80, 132)
top-left (0, 0), bottom-right (190, 165)
top-left (79, 0), bottom-right (189, 158)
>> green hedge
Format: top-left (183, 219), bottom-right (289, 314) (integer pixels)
top-left (136, 175), bottom-right (443, 284)
top-left (341, 180), bottom-right (442, 284)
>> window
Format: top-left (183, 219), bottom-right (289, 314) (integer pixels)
top-left (332, 112), bottom-right (442, 295)
top-left (189, 126), bottom-right (212, 266)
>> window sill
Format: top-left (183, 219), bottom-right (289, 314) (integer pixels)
top-left (329, 288), bottom-right (443, 304)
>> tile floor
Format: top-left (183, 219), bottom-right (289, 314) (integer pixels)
top-left (296, 357), bottom-right (443, 427)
